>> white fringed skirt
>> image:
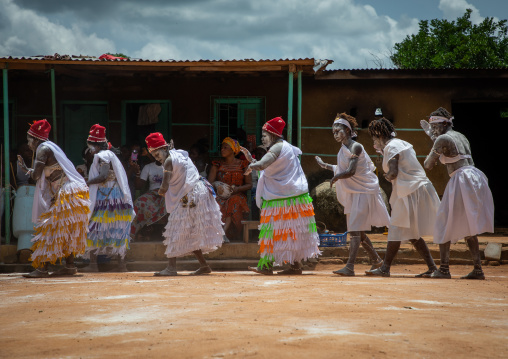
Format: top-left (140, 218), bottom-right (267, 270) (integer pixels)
top-left (163, 180), bottom-right (224, 258)
top-left (433, 166), bottom-right (494, 244)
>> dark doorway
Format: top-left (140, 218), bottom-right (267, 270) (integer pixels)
top-left (452, 102), bottom-right (508, 228)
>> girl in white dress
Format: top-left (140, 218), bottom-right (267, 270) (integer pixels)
top-left (315, 113), bottom-right (390, 276)
top-left (366, 118), bottom-right (440, 277)
top-left (422, 107), bottom-right (494, 279)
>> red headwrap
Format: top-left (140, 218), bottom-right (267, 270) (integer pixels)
top-left (88, 124), bottom-right (107, 143)
top-left (262, 117), bottom-right (285, 137)
top-left (145, 132), bottom-right (168, 151)
top-left (27, 119), bottom-right (51, 141)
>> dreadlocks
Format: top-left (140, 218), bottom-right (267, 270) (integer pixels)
top-left (430, 107), bottom-right (453, 120)
top-left (368, 117), bottom-right (396, 139)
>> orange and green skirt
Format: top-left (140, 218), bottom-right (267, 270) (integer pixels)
top-left (257, 193), bottom-right (321, 268)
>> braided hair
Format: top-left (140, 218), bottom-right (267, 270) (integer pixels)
top-left (333, 112), bottom-right (358, 134)
top-left (430, 107), bottom-right (453, 120)
top-left (368, 117), bottom-right (396, 139)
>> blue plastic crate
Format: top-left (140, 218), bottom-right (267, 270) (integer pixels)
top-left (318, 232), bottom-right (348, 247)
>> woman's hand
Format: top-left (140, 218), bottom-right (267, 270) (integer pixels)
top-left (315, 156), bottom-right (327, 169)
top-left (131, 161), bottom-right (141, 176)
top-left (17, 155), bottom-right (32, 174)
top-left (239, 146), bottom-right (254, 163)
top-left (244, 165), bottom-right (253, 176)
top-left (330, 174), bottom-right (339, 187)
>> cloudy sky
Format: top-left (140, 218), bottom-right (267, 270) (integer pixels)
top-left (0, 0), bottom-right (506, 69)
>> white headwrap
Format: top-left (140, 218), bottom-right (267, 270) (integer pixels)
top-left (333, 118), bottom-right (357, 138)
top-left (429, 115), bottom-right (454, 124)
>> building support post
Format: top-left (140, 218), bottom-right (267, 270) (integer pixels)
top-left (2, 68), bottom-right (10, 244)
top-left (287, 70), bottom-right (294, 143)
top-left (297, 70), bottom-right (302, 149)
top-left (50, 68), bottom-right (57, 142)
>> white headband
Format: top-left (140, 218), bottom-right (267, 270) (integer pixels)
top-left (333, 118), bottom-right (357, 138)
top-left (429, 115), bottom-right (454, 124)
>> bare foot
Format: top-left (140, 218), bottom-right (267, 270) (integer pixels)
top-left (50, 266), bottom-right (78, 277)
top-left (191, 266), bottom-right (212, 275)
top-left (22, 269), bottom-right (49, 278)
top-left (154, 267), bottom-right (177, 276)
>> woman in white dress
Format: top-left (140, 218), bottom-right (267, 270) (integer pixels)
top-left (422, 107), bottom-right (494, 279)
top-left (315, 113), bottom-right (389, 276)
top-left (241, 117), bottom-right (321, 275)
top-left (366, 118), bottom-right (440, 277)
top-left (146, 132), bottom-right (224, 276)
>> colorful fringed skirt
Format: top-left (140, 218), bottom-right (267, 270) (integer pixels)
top-left (258, 193), bottom-right (321, 268)
top-left (30, 179), bottom-right (90, 268)
top-left (86, 181), bottom-right (135, 259)
top-left (130, 189), bottom-right (167, 237)
top-left (163, 180), bottom-right (224, 258)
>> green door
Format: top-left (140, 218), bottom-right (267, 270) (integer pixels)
top-left (63, 103), bottom-right (108, 165)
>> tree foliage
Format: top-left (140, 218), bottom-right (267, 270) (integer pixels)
top-left (391, 9), bottom-right (508, 69)
top-left (106, 52), bottom-right (130, 59)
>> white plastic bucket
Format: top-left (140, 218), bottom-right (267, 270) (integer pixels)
top-left (13, 185), bottom-right (36, 251)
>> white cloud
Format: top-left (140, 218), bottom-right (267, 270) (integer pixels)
top-left (438, 0), bottom-right (485, 24)
top-left (0, 0), bottom-right (422, 68)
top-left (0, 0), bottom-right (115, 57)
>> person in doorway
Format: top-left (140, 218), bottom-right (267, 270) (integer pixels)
top-left (146, 132), bottom-right (224, 276)
top-left (365, 117), bottom-right (440, 278)
top-left (208, 137), bottom-right (252, 242)
top-left (422, 107), bottom-right (494, 279)
top-left (315, 113), bottom-right (389, 276)
top-left (241, 117), bottom-right (321, 275)
top-left (17, 119), bottom-right (90, 278)
top-left (81, 124), bottom-right (135, 272)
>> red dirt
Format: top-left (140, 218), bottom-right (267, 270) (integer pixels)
top-left (1, 264), bottom-right (507, 358)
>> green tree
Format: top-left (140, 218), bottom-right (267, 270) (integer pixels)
top-left (391, 9), bottom-right (508, 69)
top-left (106, 52), bottom-right (130, 59)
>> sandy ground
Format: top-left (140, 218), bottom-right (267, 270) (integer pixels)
top-left (1, 264), bottom-right (508, 359)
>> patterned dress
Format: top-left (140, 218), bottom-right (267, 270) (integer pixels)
top-left (212, 159), bottom-right (250, 240)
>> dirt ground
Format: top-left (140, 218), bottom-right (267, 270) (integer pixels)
top-left (1, 264), bottom-right (507, 359)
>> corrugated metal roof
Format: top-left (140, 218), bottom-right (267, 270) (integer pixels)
top-left (0, 56), bottom-right (320, 63)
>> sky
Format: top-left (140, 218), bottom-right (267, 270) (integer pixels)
top-left (0, 0), bottom-right (506, 69)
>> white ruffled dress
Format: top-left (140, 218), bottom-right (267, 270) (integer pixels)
top-left (162, 149), bottom-right (224, 258)
top-left (383, 139), bottom-right (440, 242)
top-left (333, 143), bottom-right (390, 231)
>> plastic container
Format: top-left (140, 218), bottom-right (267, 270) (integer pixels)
top-left (13, 185), bottom-right (36, 251)
top-left (318, 232), bottom-right (348, 247)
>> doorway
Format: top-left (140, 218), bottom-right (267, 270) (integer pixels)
top-left (452, 102), bottom-right (508, 227)
top-left (62, 102), bottom-right (109, 165)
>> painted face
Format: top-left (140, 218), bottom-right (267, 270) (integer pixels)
top-left (27, 134), bottom-right (38, 152)
top-left (220, 143), bottom-right (234, 157)
top-left (372, 136), bottom-right (387, 153)
top-left (430, 122), bottom-right (448, 137)
top-left (261, 131), bottom-right (276, 147)
top-left (332, 124), bottom-right (348, 143)
top-left (87, 143), bottom-right (101, 154)
top-left (150, 147), bottom-right (167, 163)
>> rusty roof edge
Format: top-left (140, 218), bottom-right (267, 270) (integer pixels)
top-left (0, 57), bottom-right (325, 67)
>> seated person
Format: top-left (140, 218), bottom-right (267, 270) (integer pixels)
top-left (250, 145), bottom-right (267, 220)
top-left (15, 142), bottom-right (34, 187)
top-left (130, 152), bottom-right (167, 240)
top-left (189, 140), bottom-right (210, 177)
top-left (208, 137), bottom-right (252, 242)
